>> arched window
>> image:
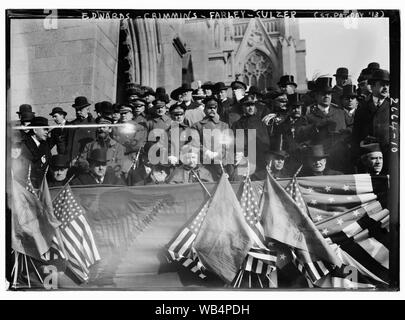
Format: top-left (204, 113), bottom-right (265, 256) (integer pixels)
top-left (242, 50), bottom-right (273, 91)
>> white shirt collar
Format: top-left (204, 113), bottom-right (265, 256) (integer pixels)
top-left (31, 135), bottom-right (41, 147)
top-left (373, 96), bottom-right (385, 107)
top-left (317, 104), bottom-right (330, 114)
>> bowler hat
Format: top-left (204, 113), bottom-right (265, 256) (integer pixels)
top-left (287, 93), bottom-right (303, 106)
top-left (230, 80), bottom-right (247, 91)
top-left (333, 67), bottom-right (349, 78)
top-left (277, 75), bottom-right (297, 87)
top-left (214, 82), bottom-right (229, 93)
top-left (268, 135), bottom-right (289, 158)
top-left (314, 77), bottom-right (334, 93)
top-left (201, 81), bottom-right (215, 91)
top-left (99, 101), bottom-right (113, 115)
top-left (72, 96), bottom-right (91, 110)
top-left (367, 62), bottom-right (380, 70)
top-left (17, 104), bottom-right (33, 115)
top-left (342, 85), bottom-right (358, 98)
top-left (370, 69), bottom-right (390, 82)
top-left (306, 144), bottom-right (329, 158)
top-left (50, 154), bottom-right (70, 169)
top-left (170, 86), bottom-right (183, 101)
top-left (49, 107), bottom-right (67, 116)
top-left (20, 111), bottom-right (35, 122)
top-left (87, 148), bottom-right (107, 164)
top-left (30, 116), bottom-right (49, 127)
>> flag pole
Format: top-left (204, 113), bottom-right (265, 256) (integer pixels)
top-left (51, 174), bottom-right (76, 202)
top-left (191, 169), bottom-right (212, 198)
top-left (294, 164), bottom-right (303, 177)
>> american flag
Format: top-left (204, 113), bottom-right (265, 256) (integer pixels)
top-left (239, 176), bottom-right (277, 277)
top-left (285, 175), bottom-right (311, 220)
top-left (167, 200), bottom-right (210, 279)
top-left (52, 185), bottom-right (100, 282)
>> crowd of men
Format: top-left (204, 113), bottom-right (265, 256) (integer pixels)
top-left (10, 61), bottom-right (395, 189)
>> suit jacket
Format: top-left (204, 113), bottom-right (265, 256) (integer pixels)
top-left (67, 114), bottom-right (96, 162)
top-left (218, 98), bottom-right (233, 124)
top-left (20, 136), bottom-right (52, 188)
top-left (167, 165), bottom-right (214, 184)
top-left (71, 169), bottom-right (125, 186)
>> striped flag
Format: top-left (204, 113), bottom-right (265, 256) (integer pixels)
top-left (285, 175), bottom-right (311, 220)
top-left (167, 200), bottom-right (211, 279)
top-left (234, 176), bottom-right (277, 287)
top-left (52, 185), bottom-right (100, 282)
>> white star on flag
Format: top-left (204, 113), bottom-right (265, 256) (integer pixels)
top-left (306, 187), bottom-right (314, 193)
top-left (325, 186), bottom-right (332, 192)
top-left (353, 210), bottom-right (361, 217)
top-left (343, 184), bottom-right (350, 191)
top-left (337, 218), bottom-right (344, 226)
top-left (328, 197), bottom-right (335, 203)
top-left (279, 254), bottom-right (286, 261)
top-left (322, 228), bottom-right (329, 236)
top-left (310, 199), bottom-right (317, 205)
top-left (315, 215), bottom-right (323, 222)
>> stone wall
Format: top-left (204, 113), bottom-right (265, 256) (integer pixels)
top-left (10, 19), bottom-right (120, 121)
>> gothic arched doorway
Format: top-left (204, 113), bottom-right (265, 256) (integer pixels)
top-left (242, 50), bottom-right (273, 91)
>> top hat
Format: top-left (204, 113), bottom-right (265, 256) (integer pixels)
top-left (17, 104), bottom-right (33, 115)
top-left (342, 85), bottom-right (358, 98)
top-left (277, 75), bottom-right (297, 87)
top-left (313, 77), bottom-right (334, 93)
top-left (49, 106), bottom-right (67, 116)
top-left (367, 62), bottom-right (380, 70)
top-left (246, 86), bottom-right (263, 97)
top-left (306, 144), bottom-right (329, 158)
top-left (72, 96), bottom-right (91, 110)
top-left (333, 67), bottom-right (349, 78)
top-left (201, 81), bottom-right (215, 91)
top-left (170, 86), bottom-right (184, 101)
top-left (240, 94), bottom-right (256, 105)
top-left (155, 92), bottom-right (170, 104)
top-left (214, 82), bottom-right (229, 93)
top-left (87, 148), bottom-right (107, 164)
top-left (230, 80), bottom-right (247, 91)
top-left (98, 101), bottom-right (113, 115)
top-left (30, 116), bottom-right (49, 127)
top-left (50, 154), bottom-right (70, 169)
top-left (20, 111), bottom-right (35, 122)
top-left (268, 135), bottom-right (289, 158)
top-left (370, 69), bottom-right (390, 82)
top-left (287, 93), bottom-right (303, 106)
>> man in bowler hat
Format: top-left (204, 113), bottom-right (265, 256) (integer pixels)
top-left (47, 154), bottom-right (73, 187)
top-left (332, 67), bottom-right (350, 107)
top-left (277, 75), bottom-right (297, 95)
top-left (300, 144), bottom-right (342, 177)
top-left (48, 106), bottom-right (69, 155)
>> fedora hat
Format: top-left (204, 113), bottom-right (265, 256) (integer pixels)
top-left (87, 148), bottom-right (107, 164)
top-left (72, 96), bottom-right (91, 110)
top-left (342, 85), bottom-right (358, 98)
top-left (214, 82), bottom-right (229, 93)
top-left (49, 107), bottom-right (67, 116)
top-left (370, 69), bottom-right (390, 82)
top-left (333, 67), bottom-right (349, 78)
top-left (179, 83), bottom-right (194, 94)
top-left (50, 154), bottom-right (70, 169)
top-left (306, 144), bottom-right (329, 158)
top-left (170, 86), bottom-right (184, 101)
top-left (30, 116), bottom-right (49, 127)
top-left (268, 135), bottom-right (289, 158)
top-left (277, 75), bottom-right (297, 87)
top-left (314, 77), bottom-right (334, 93)
top-left (20, 111), bottom-right (35, 122)
top-left (230, 80), bottom-right (247, 91)
top-left (240, 94), bottom-right (256, 105)
top-left (17, 104), bottom-right (33, 115)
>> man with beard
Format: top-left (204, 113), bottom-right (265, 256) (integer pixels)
top-left (20, 117), bottom-right (52, 188)
top-left (71, 149), bottom-right (125, 185)
top-left (48, 107), bottom-right (69, 155)
top-left (353, 69), bottom-right (394, 157)
top-left (47, 154), bottom-right (73, 187)
top-left (67, 96), bottom-right (96, 163)
top-left (79, 115), bottom-right (126, 178)
top-left (299, 144), bottom-right (342, 177)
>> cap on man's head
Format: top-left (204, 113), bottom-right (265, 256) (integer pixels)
top-left (230, 80), bottom-right (247, 91)
top-left (130, 98), bottom-right (147, 107)
top-left (152, 98), bottom-right (167, 108)
top-left (169, 104), bottom-right (186, 114)
top-left (241, 94), bottom-right (256, 105)
top-left (203, 96), bottom-right (219, 107)
top-left (17, 104), bottom-right (33, 115)
top-left (49, 107), bottom-right (67, 116)
top-left (50, 154), bottom-right (70, 169)
top-left (96, 115), bottom-right (113, 125)
top-left (119, 105), bottom-right (133, 114)
top-left (72, 96), bottom-right (91, 110)
top-left (87, 148), bottom-right (107, 164)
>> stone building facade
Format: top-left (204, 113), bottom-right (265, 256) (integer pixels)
top-left (9, 17), bottom-right (306, 121)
